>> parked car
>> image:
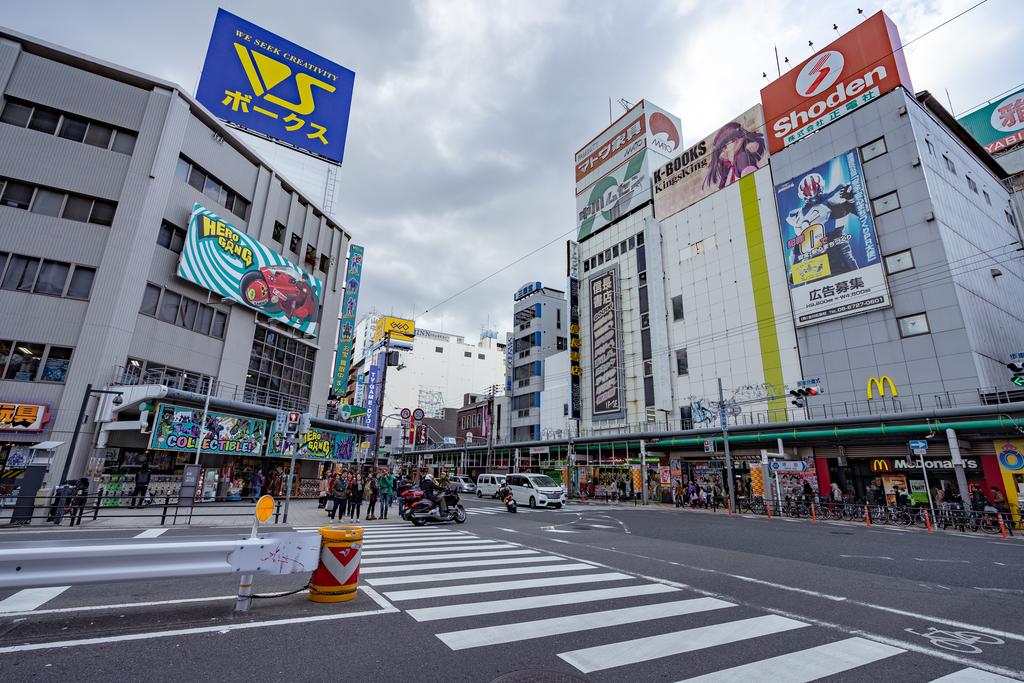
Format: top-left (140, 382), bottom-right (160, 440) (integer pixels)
top-left (449, 475), bottom-right (476, 494)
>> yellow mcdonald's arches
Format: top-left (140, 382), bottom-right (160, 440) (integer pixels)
top-left (866, 375), bottom-right (898, 400)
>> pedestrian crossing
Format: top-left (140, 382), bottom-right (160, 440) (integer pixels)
top-left (355, 525), bottom-right (1019, 682)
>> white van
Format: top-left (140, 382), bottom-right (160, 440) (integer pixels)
top-left (506, 473), bottom-right (565, 509)
top-left (475, 473), bottom-right (506, 498)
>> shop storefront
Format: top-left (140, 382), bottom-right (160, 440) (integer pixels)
top-left (1, 401), bottom-right (54, 500)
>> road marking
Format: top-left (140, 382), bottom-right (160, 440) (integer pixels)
top-left (362, 543), bottom-right (517, 556)
top-left (839, 554), bottom-right (894, 560)
top-left (929, 668), bottom-right (1020, 682)
top-left (914, 558), bottom-right (971, 563)
top-left (361, 556), bottom-right (566, 574)
top-left (383, 572), bottom-right (632, 601)
top-left (545, 529), bottom-right (578, 533)
top-left (437, 597), bottom-right (733, 650)
top-left (133, 528), bottom-right (168, 538)
top-left (973, 587), bottom-right (1024, 595)
top-left (495, 528), bottom-right (517, 533)
top-left (677, 636), bottom-right (904, 682)
top-left (558, 615), bottom-right (810, 673)
top-left (0, 587), bottom-right (71, 614)
top-left (0, 594), bottom-right (236, 618)
top-left (407, 583), bottom-right (679, 622)
top-left (361, 549), bottom-right (538, 564)
top-left (362, 539), bottom-right (499, 549)
top-left (0, 602), bottom-right (398, 654)
top-left (367, 562), bottom-right (595, 586)
top-left (363, 534), bottom-right (473, 543)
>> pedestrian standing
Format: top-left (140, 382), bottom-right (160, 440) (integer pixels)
top-left (366, 471), bottom-right (380, 520)
top-left (349, 474), bottom-right (364, 520)
top-left (250, 469), bottom-right (264, 502)
top-left (673, 479), bottom-right (684, 508)
top-left (131, 464), bottom-right (151, 508)
top-left (329, 471), bottom-right (349, 520)
top-left (379, 468), bottom-right (395, 519)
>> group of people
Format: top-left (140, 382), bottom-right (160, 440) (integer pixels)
top-left (322, 467), bottom-right (399, 522)
top-left (673, 479), bottom-right (725, 510)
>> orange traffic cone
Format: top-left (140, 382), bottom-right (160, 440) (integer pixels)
top-left (864, 503), bottom-right (871, 528)
top-left (925, 511), bottom-right (934, 533)
top-left (811, 503), bottom-right (817, 524)
top-left (998, 514), bottom-right (1009, 540)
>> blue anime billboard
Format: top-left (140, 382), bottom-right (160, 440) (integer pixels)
top-left (775, 149), bottom-right (891, 326)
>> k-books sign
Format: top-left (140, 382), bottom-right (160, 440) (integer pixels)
top-left (178, 205), bottom-right (323, 334)
top-left (774, 149), bottom-right (891, 327)
top-left (196, 9), bottom-right (356, 163)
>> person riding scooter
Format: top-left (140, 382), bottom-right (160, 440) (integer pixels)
top-left (420, 468), bottom-right (448, 516)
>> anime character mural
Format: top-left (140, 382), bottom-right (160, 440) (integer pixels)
top-left (704, 120), bottom-right (767, 191)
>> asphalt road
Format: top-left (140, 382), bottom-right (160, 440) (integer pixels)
top-left (1, 498), bottom-right (1022, 682)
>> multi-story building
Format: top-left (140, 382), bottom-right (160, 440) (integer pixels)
top-left (0, 27), bottom-right (369, 496)
top-left (510, 283), bottom-right (567, 442)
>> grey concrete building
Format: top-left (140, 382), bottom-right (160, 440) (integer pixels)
top-left (769, 87), bottom-right (1024, 408)
top-left (0, 28), bottom-right (369, 494)
top-left (510, 283), bottom-right (566, 442)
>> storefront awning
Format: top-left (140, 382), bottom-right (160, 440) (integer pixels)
top-left (29, 441), bottom-right (64, 450)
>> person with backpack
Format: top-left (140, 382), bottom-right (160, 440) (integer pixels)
top-left (365, 471), bottom-right (380, 520)
top-left (329, 471), bottom-right (349, 521)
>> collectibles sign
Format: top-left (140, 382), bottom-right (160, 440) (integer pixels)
top-left (775, 149), bottom-right (890, 326)
top-left (653, 105), bottom-right (769, 219)
top-left (574, 100), bottom-right (682, 196)
top-left (332, 244), bottom-right (364, 395)
top-left (149, 404), bottom-right (267, 455)
top-left (760, 11), bottom-right (912, 153)
top-left (567, 241), bottom-right (582, 420)
top-left (268, 424), bottom-right (354, 460)
top-left (957, 86), bottom-right (1024, 154)
top-left (589, 267), bottom-right (623, 419)
top-left (0, 402), bottom-right (49, 431)
top-left (196, 9), bottom-right (356, 163)
top-left (577, 148), bottom-right (653, 241)
top-left (178, 205), bottom-right (323, 334)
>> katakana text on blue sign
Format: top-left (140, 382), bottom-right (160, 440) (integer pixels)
top-left (196, 9), bottom-right (355, 163)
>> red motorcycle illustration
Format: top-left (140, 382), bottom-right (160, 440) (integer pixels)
top-left (239, 266), bottom-right (317, 323)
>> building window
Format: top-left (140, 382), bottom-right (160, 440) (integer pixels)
top-left (176, 156), bottom-right (250, 220)
top-left (597, 253), bottom-right (604, 265)
top-left (435, 346), bottom-right (443, 353)
top-left (884, 249), bottom-right (914, 275)
top-left (140, 283), bottom-right (160, 316)
top-left (612, 244), bottom-right (619, 258)
top-left (158, 289), bottom-right (181, 323)
top-left (140, 283), bottom-right (227, 339)
top-left (305, 244), bottom-right (317, 269)
top-left (157, 220), bottom-right (186, 253)
top-left (0, 97), bottom-right (137, 155)
top-left (319, 254), bottom-right (330, 273)
top-left (556, 337), bottom-right (567, 350)
top-left (619, 239), bottom-right (628, 254)
top-left (556, 307), bottom-right (561, 329)
top-left (966, 175), bottom-right (978, 194)
top-left (289, 233), bottom-right (300, 253)
top-left (638, 285), bottom-right (649, 315)
top-left (583, 260), bottom-right (590, 273)
top-left (464, 351), bottom-right (472, 358)
top-left (636, 232), bottom-right (644, 246)
top-left (33, 260), bottom-right (69, 296)
top-left (943, 155), bottom-right (956, 174)
top-left (640, 312), bottom-right (649, 329)
top-left (643, 359), bottom-right (653, 377)
top-left (0, 177), bottom-right (116, 225)
top-left (898, 313), bottom-right (930, 338)
top-left (628, 236), bottom-right (635, 250)
top-left (859, 137), bottom-right (887, 162)
top-left (1006, 210), bottom-right (1017, 228)
top-left (478, 353), bottom-right (485, 360)
top-left (871, 191), bottom-right (900, 216)
top-left (66, 266), bottom-right (95, 300)
top-left (563, 403), bottom-right (569, 416)
top-left (272, 221), bottom-right (285, 243)
top-left (1, 341), bottom-right (49, 381)
top-left (40, 346), bottom-right (73, 382)
top-left (675, 348), bottom-right (689, 375)
top-left (1, 254), bottom-right (39, 291)
top-left (983, 190), bottom-right (991, 206)
top-left (244, 325), bottom-right (316, 408)
top-left (671, 294), bottom-right (684, 321)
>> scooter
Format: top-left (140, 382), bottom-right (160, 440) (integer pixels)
top-left (401, 486), bottom-right (467, 526)
top-left (497, 483), bottom-right (517, 513)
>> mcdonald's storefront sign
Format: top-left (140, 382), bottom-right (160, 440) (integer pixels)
top-left (866, 375), bottom-right (898, 400)
top-left (870, 459), bottom-right (891, 472)
top-left (871, 457), bottom-right (978, 472)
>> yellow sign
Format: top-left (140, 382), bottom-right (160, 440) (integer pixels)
top-left (255, 495), bottom-right (275, 522)
top-left (791, 253), bottom-right (831, 285)
top-left (994, 439), bottom-right (1024, 526)
top-left (374, 316), bottom-right (416, 343)
top-left (870, 459), bottom-right (891, 473)
top-left (0, 402), bottom-right (49, 431)
top-left (866, 375), bottom-right (898, 400)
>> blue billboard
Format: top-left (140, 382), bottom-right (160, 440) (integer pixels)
top-left (196, 9), bottom-right (355, 163)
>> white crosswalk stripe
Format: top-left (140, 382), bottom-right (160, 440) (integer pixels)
top-left (383, 572), bottom-right (632, 601)
top-left (366, 562), bottom-right (595, 587)
top-left (363, 543), bottom-right (520, 557)
top-left (361, 555), bottom-right (567, 574)
top-left (928, 669), bottom-right (1020, 682)
top-left (360, 549), bottom-right (539, 564)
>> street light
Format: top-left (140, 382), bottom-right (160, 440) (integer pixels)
top-left (192, 299), bottom-right (232, 465)
top-left (61, 384), bottom-right (124, 485)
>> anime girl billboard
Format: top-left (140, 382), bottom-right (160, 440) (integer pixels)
top-left (774, 149), bottom-right (891, 327)
top-left (653, 105), bottom-right (768, 219)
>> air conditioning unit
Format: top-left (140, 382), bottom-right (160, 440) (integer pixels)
top-left (897, 105), bottom-right (907, 116)
top-left (911, 156), bottom-right (921, 167)
top-left (924, 211), bottom-right (935, 222)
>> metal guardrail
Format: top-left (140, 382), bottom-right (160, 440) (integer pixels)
top-left (0, 531), bottom-right (320, 591)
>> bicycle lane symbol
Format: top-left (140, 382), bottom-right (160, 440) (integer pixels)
top-left (904, 626), bottom-right (1005, 654)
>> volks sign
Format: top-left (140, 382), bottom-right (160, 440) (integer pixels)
top-left (760, 11), bottom-right (913, 153)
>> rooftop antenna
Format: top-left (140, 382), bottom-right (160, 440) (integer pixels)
top-left (617, 98), bottom-right (633, 112)
top-left (773, 46), bottom-right (781, 77)
top-left (833, 23), bottom-right (840, 35)
top-left (945, 88), bottom-right (956, 116)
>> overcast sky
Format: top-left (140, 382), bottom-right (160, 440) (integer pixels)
top-left (2, 0), bottom-right (1019, 341)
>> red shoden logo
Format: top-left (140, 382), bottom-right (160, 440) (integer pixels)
top-left (759, 11), bottom-right (913, 154)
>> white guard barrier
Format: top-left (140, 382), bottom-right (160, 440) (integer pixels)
top-left (0, 532), bottom-right (320, 590)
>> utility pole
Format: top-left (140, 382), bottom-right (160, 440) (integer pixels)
top-left (371, 331), bottom-right (392, 468)
top-left (486, 384), bottom-right (496, 471)
top-left (718, 378), bottom-right (736, 513)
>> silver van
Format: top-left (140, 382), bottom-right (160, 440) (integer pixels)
top-left (475, 473), bottom-right (506, 498)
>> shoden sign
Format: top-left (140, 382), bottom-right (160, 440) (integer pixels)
top-left (760, 11), bottom-right (913, 154)
top-left (872, 458), bottom-right (979, 472)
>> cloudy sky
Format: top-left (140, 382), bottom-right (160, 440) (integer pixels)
top-left (3, 0), bottom-right (1019, 341)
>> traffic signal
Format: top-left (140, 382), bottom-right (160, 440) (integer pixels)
top-left (286, 411), bottom-right (301, 434)
top-left (790, 386), bottom-right (819, 408)
top-left (1007, 363), bottom-right (1024, 387)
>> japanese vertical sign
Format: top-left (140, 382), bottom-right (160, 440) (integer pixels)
top-left (363, 361), bottom-right (380, 446)
top-left (332, 244), bottom-right (364, 396)
top-left (957, 86), bottom-right (1024, 154)
top-left (589, 266), bottom-right (623, 419)
top-left (178, 204), bottom-right (323, 334)
top-left (774, 149), bottom-right (890, 326)
top-left (567, 241), bottom-right (582, 420)
top-left (196, 8), bottom-right (356, 163)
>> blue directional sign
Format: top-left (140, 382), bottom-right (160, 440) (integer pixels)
top-left (768, 461), bottom-right (808, 472)
top-left (196, 9), bottom-right (356, 163)
top-left (908, 440), bottom-right (928, 451)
